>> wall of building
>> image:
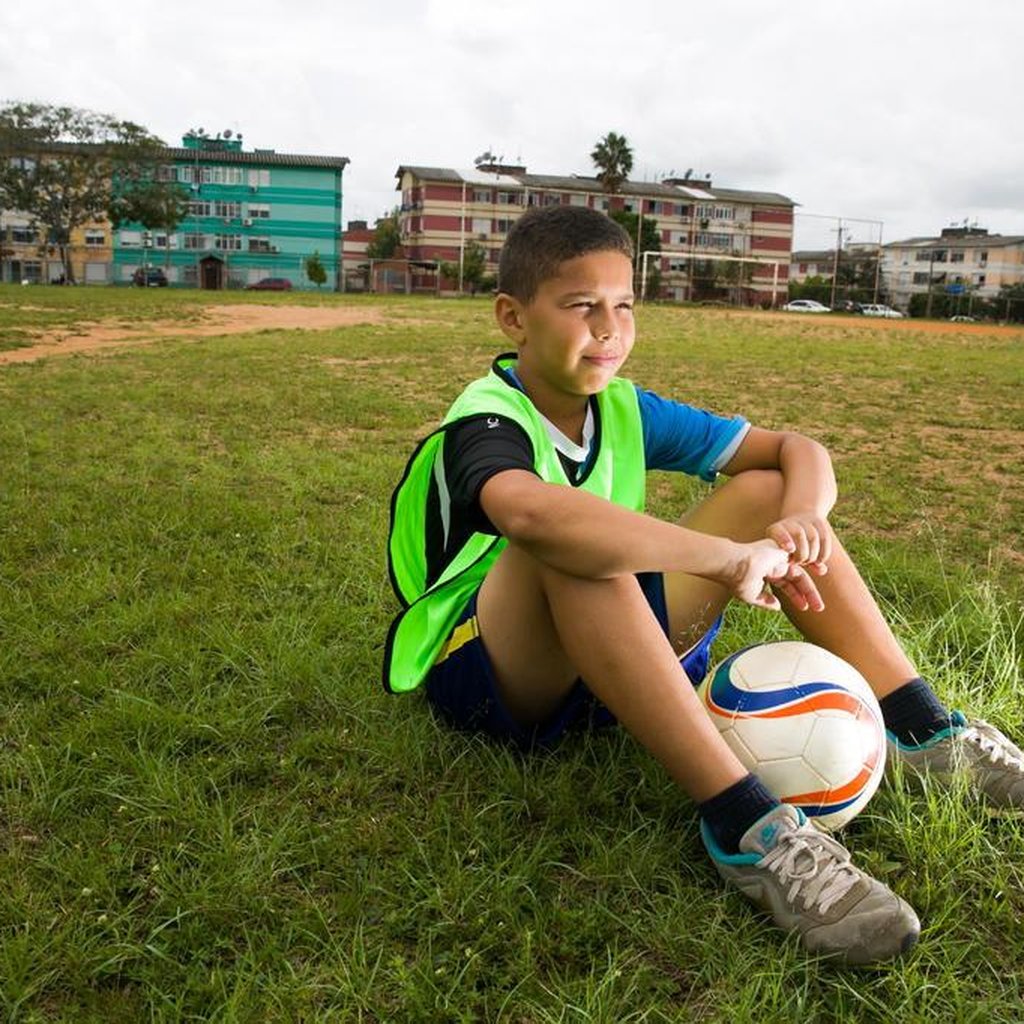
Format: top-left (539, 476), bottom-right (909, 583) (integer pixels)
top-left (112, 155), bottom-right (343, 289)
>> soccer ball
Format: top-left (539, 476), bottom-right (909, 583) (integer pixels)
top-left (697, 641), bottom-right (886, 830)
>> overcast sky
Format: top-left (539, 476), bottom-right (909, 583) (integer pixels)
top-left (2, 0), bottom-right (1021, 251)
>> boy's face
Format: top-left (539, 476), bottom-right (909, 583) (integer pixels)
top-left (496, 250), bottom-right (635, 408)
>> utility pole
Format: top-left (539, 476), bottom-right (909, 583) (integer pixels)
top-left (925, 244), bottom-right (936, 318)
top-left (829, 220), bottom-right (843, 309)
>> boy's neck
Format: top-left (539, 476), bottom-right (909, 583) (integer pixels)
top-left (514, 369), bottom-right (589, 445)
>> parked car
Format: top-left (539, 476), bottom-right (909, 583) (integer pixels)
top-left (860, 303), bottom-right (904, 319)
top-left (782, 299), bottom-right (831, 313)
top-left (949, 315), bottom-right (977, 323)
top-left (132, 266), bottom-right (168, 287)
top-left (836, 300), bottom-right (863, 314)
top-left (245, 277), bottom-right (293, 291)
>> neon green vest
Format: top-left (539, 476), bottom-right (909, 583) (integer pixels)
top-left (383, 353), bottom-right (646, 693)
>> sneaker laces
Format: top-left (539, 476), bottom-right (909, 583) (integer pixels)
top-left (758, 830), bottom-right (860, 914)
top-left (961, 722), bottom-right (1024, 770)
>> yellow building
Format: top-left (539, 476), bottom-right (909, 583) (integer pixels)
top-left (1, 212), bottom-right (112, 284)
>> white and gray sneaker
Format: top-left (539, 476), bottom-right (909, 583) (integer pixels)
top-left (888, 711), bottom-right (1024, 810)
top-left (701, 804), bottom-right (920, 966)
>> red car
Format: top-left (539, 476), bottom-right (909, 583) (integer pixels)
top-left (245, 277), bottom-right (293, 291)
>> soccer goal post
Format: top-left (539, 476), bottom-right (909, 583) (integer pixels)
top-left (639, 250), bottom-right (788, 307)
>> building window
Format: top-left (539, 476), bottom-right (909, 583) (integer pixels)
top-left (248, 203), bottom-right (270, 218)
top-left (248, 237), bottom-right (272, 253)
top-left (714, 206), bottom-right (735, 220)
top-left (182, 265), bottom-right (198, 286)
top-left (696, 232), bottom-right (731, 250)
top-left (248, 169), bottom-right (271, 188)
top-left (494, 218), bottom-right (514, 233)
top-left (570, 193), bottom-right (588, 207)
top-left (187, 200), bottom-right (211, 217)
top-left (472, 189), bottom-right (491, 203)
top-left (978, 274), bottom-right (986, 286)
top-left (183, 233), bottom-right (207, 250)
top-left (11, 226), bottom-right (36, 243)
top-left (496, 191), bottom-right (521, 205)
top-left (696, 204), bottom-right (715, 219)
top-left (542, 193), bottom-right (561, 207)
top-left (120, 230), bottom-right (141, 247)
top-left (155, 164), bottom-right (177, 182)
top-left (951, 251), bottom-right (964, 263)
top-left (471, 217), bottom-right (490, 236)
top-left (215, 234), bottom-right (242, 251)
top-left (915, 251), bottom-right (931, 262)
top-left (214, 201), bottom-right (242, 220)
top-left (979, 251), bottom-right (988, 264)
top-left (913, 272), bottom-right (929, 285)
top-left (84, 230), bottom-right (105, 246)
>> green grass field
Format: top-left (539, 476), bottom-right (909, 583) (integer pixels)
top-left (1, 285), bottom-right (1022, 1022)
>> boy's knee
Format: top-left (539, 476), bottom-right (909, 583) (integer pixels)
top-left (722, 468), bottom-right (785, 517)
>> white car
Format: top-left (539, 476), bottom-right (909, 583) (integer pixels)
top-left (782, 299), bottom-right (831, 313)
top-left (860, 303), bottom-right (904, 319)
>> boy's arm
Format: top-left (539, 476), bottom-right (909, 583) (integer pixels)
top-left (479, 469), bottom-right (823, 612)
top-left (720, 426), bottom-right (837, 570)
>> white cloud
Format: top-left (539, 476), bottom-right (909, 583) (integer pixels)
top-left (2, 0), bottom-right (1022, 241)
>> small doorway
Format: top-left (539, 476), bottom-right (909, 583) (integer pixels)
top-left (200, 256), bottom-right (224, 290)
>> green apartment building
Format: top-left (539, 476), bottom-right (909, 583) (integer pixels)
top-left (113, 132), bottom-right (348, 289)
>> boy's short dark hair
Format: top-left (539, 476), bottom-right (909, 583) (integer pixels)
top-left (498, 206), bottom-right (633, 302)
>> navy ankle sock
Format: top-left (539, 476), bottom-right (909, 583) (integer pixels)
top-left (698, 773), bottom-right (779, 855)
top-left (879, 677), bottom-right (951, 745)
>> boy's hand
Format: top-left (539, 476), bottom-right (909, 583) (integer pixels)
top-left (766, 513), bottom-right (832, 577)
top-left (729, 539), bottom-right (825, 613)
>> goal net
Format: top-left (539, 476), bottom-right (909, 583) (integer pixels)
top-left (639, 250), bottom-right (788, 308)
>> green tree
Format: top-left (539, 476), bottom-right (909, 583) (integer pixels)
top-left (366, 208), bottom-right (401, 259)
top-left (108, 177), bottom-right (189, 270)
top-left (305, 250), bottom-right (327, 289)
top-left (461, 241), bottom-right (488, 295)
top-left (440, 241), bottom-right (491, 295)
top-left (590, 132), bottom-right (633, 195)
top-left (0, 101), bottom-right (174, 283)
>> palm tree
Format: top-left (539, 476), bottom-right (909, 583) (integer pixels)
top-left (590, 132), bottom-right (634, 194)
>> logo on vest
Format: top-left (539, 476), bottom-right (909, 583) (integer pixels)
top-left (486, 416), bottom-right (500, 429)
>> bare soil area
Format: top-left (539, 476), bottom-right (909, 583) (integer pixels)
top-left (0, 304), bottom-right (389, 366)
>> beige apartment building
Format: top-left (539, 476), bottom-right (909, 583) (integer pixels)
top-left (1, 211), bottom-right (112, 284)
top-left (882, 227), bottom-right (1024, 310)
top-left (393, 162), bottom-right (795, 305)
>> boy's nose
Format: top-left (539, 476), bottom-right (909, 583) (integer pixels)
top-left (591, 304), bottom-right (618, 341)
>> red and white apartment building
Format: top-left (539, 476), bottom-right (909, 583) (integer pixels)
top-left (387, 162), bottom-right (795, 304)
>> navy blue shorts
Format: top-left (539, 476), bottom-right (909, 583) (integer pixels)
top-left (424, 571), bottom-right (722, 749)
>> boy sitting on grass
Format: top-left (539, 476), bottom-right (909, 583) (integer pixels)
top-left (383, 206), bottom-right (1024, 965)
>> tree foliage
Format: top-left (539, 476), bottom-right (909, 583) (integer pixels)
top-left (305, 250), bottom-right (327, 289)
top-left (0, 101), bottom-right (180, 282)
top-left (590, 132), bottom-right (634, 194)
top-left (440, 240), bottom-right (491, 295)
top-left (108, 178), bottom-right (188, 235)
top-left (366, 208), bottom-right (401, 260)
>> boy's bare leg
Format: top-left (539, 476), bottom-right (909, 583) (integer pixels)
top-left (477, 467), bottom-right (917, 797)
top-left (476, 546), bottom-right (748, 802)
top-left (662, 469), bottom-right (917, 700)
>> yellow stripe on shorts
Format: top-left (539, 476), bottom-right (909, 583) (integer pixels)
top-left (434, 615), bottom-right (480, 665)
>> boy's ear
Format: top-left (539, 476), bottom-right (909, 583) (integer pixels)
top-left (494, 293), bottom-right (527, 345)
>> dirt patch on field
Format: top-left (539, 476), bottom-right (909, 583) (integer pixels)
top-left (0, 304), bottom-right (390, 366)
